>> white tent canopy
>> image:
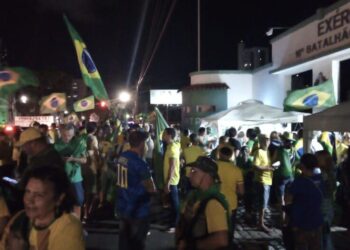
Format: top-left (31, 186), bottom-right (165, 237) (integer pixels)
top-left (303, 101), bottom-right (350, 152)
top-left (201, 99), bottom-right (305, 136)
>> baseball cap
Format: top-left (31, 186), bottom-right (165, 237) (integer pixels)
top-left (187, 156), bottom-right (221, 183)
top-left (16, 127), bottom-right (43, 146)
top-left (282, 132), bottom-right (295, 142)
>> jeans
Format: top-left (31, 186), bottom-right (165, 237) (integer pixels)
top-left (256, 182), bottom-right (271, 210)
top-left (169, 185), bottom-right (180, 226)
top-left (118, 217), bottom-right (150, 250)
top-left (276, 177), bottom-right (293, 199)
top-left (322, 200), bottom-right (334, 250)
top-left (72, 181), bottom-right (85, 206)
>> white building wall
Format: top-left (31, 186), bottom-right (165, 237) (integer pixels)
top-left (190, 71), bottom-right (253, 108)
top-left (252, 66), bottom-right (291, 108)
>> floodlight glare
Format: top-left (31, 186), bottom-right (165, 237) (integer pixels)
top-left (119, 91), bottom-right (131, 103)
top-left (20, 95), bottom-right (28, 104)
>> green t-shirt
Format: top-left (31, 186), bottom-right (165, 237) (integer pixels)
top-left (54, 136), bottom-right (87, 183)
top-left (275, 148), bottom-right (293, 179)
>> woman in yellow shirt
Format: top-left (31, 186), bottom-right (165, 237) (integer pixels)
top-left (2, 166), bottom-right (85, 250)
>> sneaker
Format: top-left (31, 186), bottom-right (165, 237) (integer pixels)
top-left (166, 227), bottom-right (176, 233)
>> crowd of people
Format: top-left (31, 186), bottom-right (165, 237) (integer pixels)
top-left (0, 119), bottom-right (350, 250)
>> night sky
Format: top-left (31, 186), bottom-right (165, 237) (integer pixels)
top-left (1, 0), bottom-right (336, 95)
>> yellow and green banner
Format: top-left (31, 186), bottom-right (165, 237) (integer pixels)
top-left (63, 15), bottom-right (109, 101)
top-left (153, 107), bottom-right (169, 189)
top-left (284, 80), bottom-right (336, 111)
top-left (73, 95), bottom-right (95, 112)
top-left (40, 93), bottom-right (66, 114)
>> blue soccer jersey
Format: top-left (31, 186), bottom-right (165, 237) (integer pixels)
top-left (115, 151), bottom-right (152, 219)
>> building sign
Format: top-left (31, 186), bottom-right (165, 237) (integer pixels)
top-left (295, 8), bottom-right (350, 59)
top-left (272, 2), bottom-right (350, 68)
top-left (150, 89), bottom-right (182, 105)
top-left (15, 116), bottom-right (54, 127)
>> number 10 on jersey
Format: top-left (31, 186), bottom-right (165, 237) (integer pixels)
top-left (116, 164), bottom-right (128, 188)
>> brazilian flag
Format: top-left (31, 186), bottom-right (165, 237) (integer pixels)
top-left (63, 15), bottom-right (109, 101)
top-left (73, 95), bottom-right (95, 112)
top-left (0, 67), bottom-right (38, 97)
top-left (153, 107), bottom-right (169, 189)
top-left (40, 93), bottom-right (67, 114)
top-left (284, 80), bottom-right (336, 111)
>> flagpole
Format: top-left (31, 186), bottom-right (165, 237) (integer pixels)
top-left (197, 0), bottom-right (201, 71)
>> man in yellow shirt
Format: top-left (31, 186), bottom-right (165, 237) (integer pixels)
top-left (180, 129), bottom-right (191, 151)
top-left (182, 133), bottom-right (206, 196)
top-left (253, 133), bottom-right (273, 232)
top-left (217, 146), bottom-right (244, 237)
top-left (183, 134), bottom-right (206, 170)
top-left (163, 128), bottom-right (181, 233)
top-left (176, 156), bottom-right (231, 250)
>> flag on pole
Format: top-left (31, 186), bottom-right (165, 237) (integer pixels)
top-left (63, 15), bottom-right (109, 101)
top-left (283, 80), bottom-right (336, 111)
top-left (153, 107), bottom-right (169, 189)
top-left (40, 93), bottom-right (66, 114)
top-left (0, 67), bottom-right (38, 97)
top-left (73, 95), bottom-right (95, 112)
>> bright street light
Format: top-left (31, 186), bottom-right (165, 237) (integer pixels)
top-left (20, 95), bottom-right (28, 104)
top-left (118, 91), bottom-right (131, 103)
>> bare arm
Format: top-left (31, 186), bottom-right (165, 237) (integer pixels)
top-left (254, 164), bottom-right (273, 171)
top-left (68, 156), bottom-right (87, 164)
top-left (236, 182), bottom-right (244, 197)
top-left (195, 230), bottom-right (229, 250)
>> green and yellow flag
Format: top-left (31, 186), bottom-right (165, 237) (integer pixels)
top-left (63, 15), bottom-right (109, 101)
top-left (73, 95), bottom-right (95, 112)
top-left (284, 80), bottom-right (336, 111)
top-left (40, 93), bottom-right (66, 114)
top-left (0, 67), bottom-right (38, 97)
top-left (0, 97), bottom-right (8, 124)
top-left (153, 107), bottom-right (169, 189)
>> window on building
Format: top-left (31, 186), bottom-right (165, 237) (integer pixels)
top-left (182, 106), bottom-right (191, 113)
top-left (196, 105), bottom-right (216, 113)
top-left (340, 58), bottom-right (350, 103)
top-left (291, 70), bottom-right (313, 90)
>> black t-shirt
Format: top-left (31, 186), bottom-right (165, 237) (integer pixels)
top-left (229, 138), bottom-right (242, 151)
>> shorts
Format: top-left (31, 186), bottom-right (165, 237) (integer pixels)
top-left (72, 181), bottom-right (85, 206)
top-left (257, 182), bottom-right (271, 210)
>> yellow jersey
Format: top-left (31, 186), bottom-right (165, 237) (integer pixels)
top-left (253, 149), bottom-right (273, 185)
top-left (163, 141), bottom-right (181, 185)
top-left (217, 160), bottom-right (243, 211)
